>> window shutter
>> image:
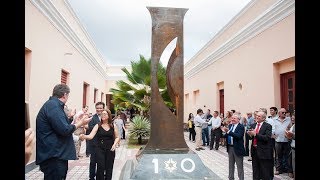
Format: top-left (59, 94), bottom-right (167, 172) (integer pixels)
top-left (61, 70), bottom-right (68, 84)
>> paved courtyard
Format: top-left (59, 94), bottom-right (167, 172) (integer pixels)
top-left (26, 132), bottom-right (293, 180)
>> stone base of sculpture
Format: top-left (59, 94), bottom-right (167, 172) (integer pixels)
top-left (119, 152), bottom-right (222, 180)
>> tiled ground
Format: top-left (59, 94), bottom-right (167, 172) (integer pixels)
top-left (25, 137), bottom-right (138, 180)
top-left (26, 132), bottom-right (293, 179)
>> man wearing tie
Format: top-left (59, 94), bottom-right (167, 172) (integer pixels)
top-left (222, 114), bottom-right (246, 180)
top-left (247, 111), bottom-right (273, 180)
top-left (84, 102), bottom-right (105, 180)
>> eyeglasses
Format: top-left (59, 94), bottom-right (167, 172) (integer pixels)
top-left (280, 112), bottom-right (286, 114)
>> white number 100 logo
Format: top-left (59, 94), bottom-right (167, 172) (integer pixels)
top-left (152, 158), bottom-right (195, 173)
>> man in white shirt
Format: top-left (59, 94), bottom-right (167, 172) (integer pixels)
top-left (208, 110), bottom-right (222, 150)
top-left (269, 107), bottom-right (279, 168)
top-left (274, 108), bottom-right (291, 175)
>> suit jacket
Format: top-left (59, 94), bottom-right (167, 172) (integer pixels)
top-left (86, 114), bottom-right (101, 150)
top-left (249, 121), bottom-right (273, 159)
top-left (225, 123), bottom-right (246, 157)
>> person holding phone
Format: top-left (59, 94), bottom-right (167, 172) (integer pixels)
top-left (35, 84), bottom-right (92, 180)
top-left (80, 109), bottom-right (120, 180)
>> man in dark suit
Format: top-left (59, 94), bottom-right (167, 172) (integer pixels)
top-left (247, 111), bottom-right (273, 180)
top-left (85, 102), bottom-right (105, 180)
top-left (222, 113), bottom-right (246, 180)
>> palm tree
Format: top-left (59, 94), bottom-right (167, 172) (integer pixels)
top-left (109, 55), bottom-right (174, 115)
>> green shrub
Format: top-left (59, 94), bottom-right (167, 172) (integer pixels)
top-left (129, 115), bottom-right (150, 144)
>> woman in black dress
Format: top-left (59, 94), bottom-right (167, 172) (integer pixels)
top-left (80, 109), bottom-right (120, 180)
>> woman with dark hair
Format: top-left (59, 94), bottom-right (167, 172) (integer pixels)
top-left (188, 113), bottom-right (196, 142)
top-left (80, 109), bottom-right (120, 180)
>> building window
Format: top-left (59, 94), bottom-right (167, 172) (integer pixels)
top-left (193, 90), bottom-right (199, 107)
top-left (185, 93), bottom-right (189, 108)
top-left (94, 88), bottom-right (98, 103)
top-left (101, 92), bottom-right (104, 102)
top-left (281, 71), bottom-right (295, 113)
top-left (219, 89), bottom-right (224, 116)
top-left (61, 70), bottom-right (69, 85)
top-left (83, 82), bottom-right (89, 107)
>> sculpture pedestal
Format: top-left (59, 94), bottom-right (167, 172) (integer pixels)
top-left (119, 153), bottom-right (222, 180)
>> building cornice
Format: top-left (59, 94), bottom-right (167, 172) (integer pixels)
top-left (185, 0), bottom-right (295, 79)
top-left (29, 0), bottom-right (108, 79)
top-left (63, 0), bottom-right (106, 64)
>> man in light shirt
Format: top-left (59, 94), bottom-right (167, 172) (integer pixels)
top-left (269, 107), bottom-right (279, 168)
top-left (201, 117), bottom-right (209, 146)
top-left (246, 112), bottom-right (255, 161)
top-left (205, 109), bottom-right (213, 139)
top-left (274, 108), bottom-right (291, 175)
top-left (194, 108), bottom-right (206, 151)
top-left (208, 110), bottom-right (222, 150)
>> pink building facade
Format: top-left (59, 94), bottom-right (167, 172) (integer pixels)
top-left (184, 0), bottom-right (295, 121)
top-left (25, 0), bottom-right (129, 164)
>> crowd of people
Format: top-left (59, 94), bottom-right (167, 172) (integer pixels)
top-left (25, 84), bottom-right (134, 180)
top-left (31, 84), bottom-right (128, 180)
top-left (187, 107), bottom-right (295, 179)
top-left (26, 83), bottom-right (295, 180)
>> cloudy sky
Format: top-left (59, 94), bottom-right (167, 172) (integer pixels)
top-left (68, 0), bottom-right (251, 66)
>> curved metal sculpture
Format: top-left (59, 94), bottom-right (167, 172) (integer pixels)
top-left (144, 7), bottom-right (189, 153)
top-left (120, 7), bottom-right (220, 179)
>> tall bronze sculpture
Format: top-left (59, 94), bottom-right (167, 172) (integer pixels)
top-left (120, 7), bottom-right (221, 179)
top-left (144, 6), bottom-right (188, 152)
